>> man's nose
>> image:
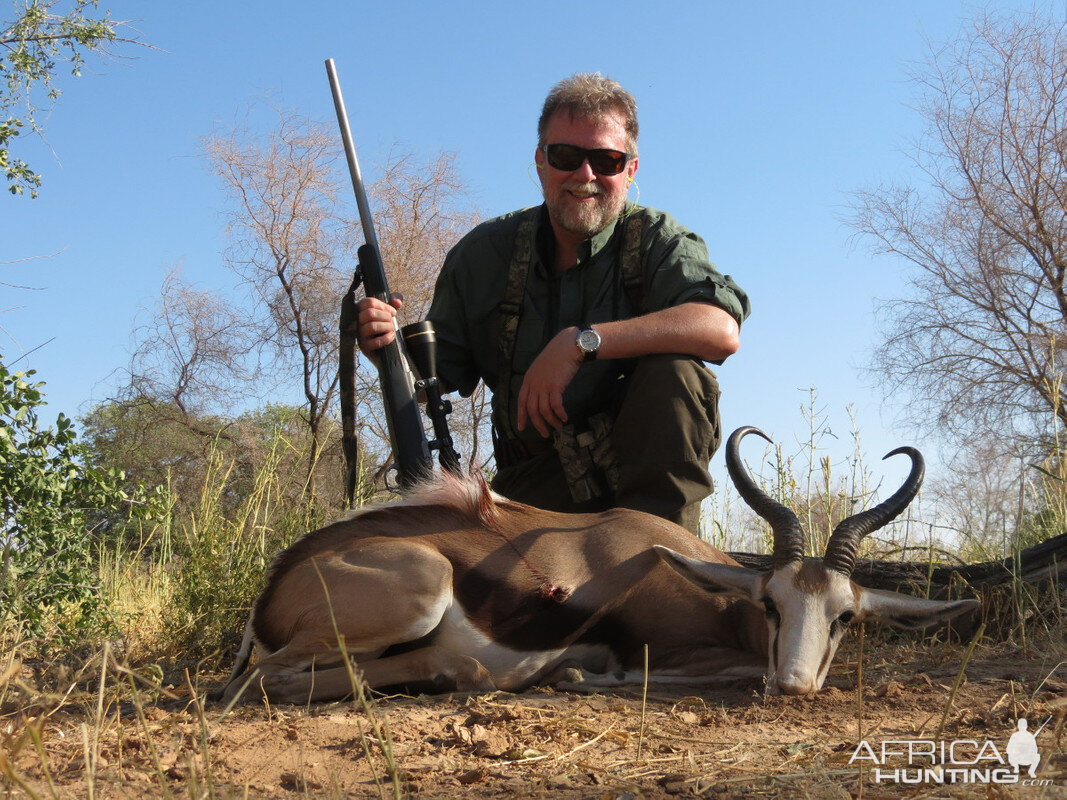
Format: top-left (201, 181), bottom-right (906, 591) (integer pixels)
top-left (571, 158), bottom-right (597, 181)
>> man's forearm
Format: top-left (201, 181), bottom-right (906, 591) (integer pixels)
top-left (518, 302), bottom-right (739, 437)
top-left (593, 302), bottom-right (740, 363)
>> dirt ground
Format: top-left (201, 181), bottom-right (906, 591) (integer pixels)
top-left (3, 638), bottom-right (1066, 799)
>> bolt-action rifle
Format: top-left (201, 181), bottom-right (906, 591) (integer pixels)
top-left (326, 59), bottom-right (460, 501)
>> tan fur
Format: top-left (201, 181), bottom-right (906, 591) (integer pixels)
top-left (792, 560), bottom-right (830, 593)
top-left (222, 473), bottom-right (765, 703)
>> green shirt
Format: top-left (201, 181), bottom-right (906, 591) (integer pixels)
top-left (427, 203), bottom-right (751, 441)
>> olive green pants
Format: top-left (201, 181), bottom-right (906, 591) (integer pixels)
top-left (491, 354), bottom-right (722, 536)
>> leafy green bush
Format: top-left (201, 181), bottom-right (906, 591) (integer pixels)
top-left (0, 358), bottom-right (154, 642)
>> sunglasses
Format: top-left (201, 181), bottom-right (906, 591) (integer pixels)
top-left (541, 143), bottom-right (632, 176)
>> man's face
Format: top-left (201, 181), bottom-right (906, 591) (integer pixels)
top-left (535, 110), bottom-right (639, 243)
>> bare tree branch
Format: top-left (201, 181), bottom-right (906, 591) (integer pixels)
top-left (127, 268), bottom-right (253, 416)
top-left (850, 10), bottom-right (1067, 453)
top-left (122, 106), bottom-right (482, 503)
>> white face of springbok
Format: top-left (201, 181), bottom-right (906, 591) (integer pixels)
top-left (656, 427), bottom-right (978, 696)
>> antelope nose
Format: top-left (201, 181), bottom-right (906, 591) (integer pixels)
top-left (774, 673), bottom-right (818, 696)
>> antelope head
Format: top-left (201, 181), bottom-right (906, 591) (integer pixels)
top-left (657, 426), bottom-right (978, 696)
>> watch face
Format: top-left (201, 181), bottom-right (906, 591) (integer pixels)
top-left (578, 328), bottom-right (601, 353)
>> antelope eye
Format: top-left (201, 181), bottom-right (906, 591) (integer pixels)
top-left (837, 610), bottom-right (855, 625)
top-left (762, 598), bottom-right (779, 618)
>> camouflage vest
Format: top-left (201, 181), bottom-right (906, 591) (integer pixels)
top-left (494, 208), bottom-right (648, 501)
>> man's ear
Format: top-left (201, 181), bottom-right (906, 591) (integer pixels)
top-left (858, 587), bottom-right (979, 630)
top-left (626, 155), bottom-right (639, 180)
top-left (653, 545), bottom-right (761, 600)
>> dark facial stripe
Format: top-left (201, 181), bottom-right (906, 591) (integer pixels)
top-left (816, 637), bottom-right (833, 681)
top-left (770, 621), bottom-right (780, 673)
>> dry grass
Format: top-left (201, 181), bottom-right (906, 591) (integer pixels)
top-left (1, 627), bottom-right (1064, 799)
top-left (4, 406), bottom-right (1067, 797)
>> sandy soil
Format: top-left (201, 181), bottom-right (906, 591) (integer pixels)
top-left (4, 639), bottom-right (1066, 799)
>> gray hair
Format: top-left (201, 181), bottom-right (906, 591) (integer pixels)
top-left (537, 73), bottom-right (639, 155)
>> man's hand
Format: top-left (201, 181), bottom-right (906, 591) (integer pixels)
top-left (356, 295), bottom-right (404, 356)
top-left (517, 327), bottom-right (582, 438)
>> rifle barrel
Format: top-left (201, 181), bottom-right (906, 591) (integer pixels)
top-left (325, 58), bottom-right (380, 253)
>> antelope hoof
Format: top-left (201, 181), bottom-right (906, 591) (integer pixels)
top-left (450, 658), bottom-right (496, 692)
top-left (542, 659), bottom-right (585, 686)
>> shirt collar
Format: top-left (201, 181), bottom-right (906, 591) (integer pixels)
top-left (535, 202), bottom-right (627, 268)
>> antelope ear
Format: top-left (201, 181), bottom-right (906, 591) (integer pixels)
top-left (653, 546), bottom-right (762, 600)
top-left (858, 588), bottom-right (979, 630)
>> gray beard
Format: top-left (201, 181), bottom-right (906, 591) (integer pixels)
top-left (546, 190), bottom-right (626, 239)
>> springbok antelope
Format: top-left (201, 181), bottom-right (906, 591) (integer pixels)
top-left (221, 427), bottom-right (977, 703)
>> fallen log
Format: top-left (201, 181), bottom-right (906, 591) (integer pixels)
top-left (728, 531), bottom-right (1067, 594)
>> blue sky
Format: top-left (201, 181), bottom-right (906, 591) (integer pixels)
top-left (3, 1), bottom-right (1056, 488)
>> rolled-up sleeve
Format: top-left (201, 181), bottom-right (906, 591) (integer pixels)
top-left (643, 213), bottom-right (751, 328)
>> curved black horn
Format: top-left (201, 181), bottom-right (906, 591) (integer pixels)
top-left (726, 426), bottom-right (805, 568)
top-left (823, 446), bottom-right (924, 576)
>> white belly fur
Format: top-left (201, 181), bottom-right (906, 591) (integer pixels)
top-left (432, 602), bottom-right (615, 690)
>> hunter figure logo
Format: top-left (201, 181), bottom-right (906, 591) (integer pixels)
top-left (1006, 719), bottom-right (1041, 778)
top-left (849, 717), bottom-right (1053, 786)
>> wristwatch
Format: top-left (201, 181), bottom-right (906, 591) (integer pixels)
top-left (576, 327), bottom-right (601, 362)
